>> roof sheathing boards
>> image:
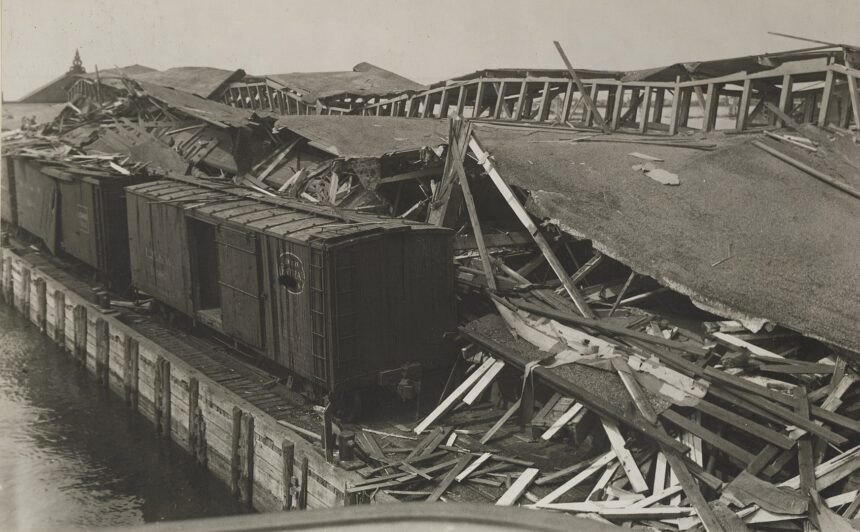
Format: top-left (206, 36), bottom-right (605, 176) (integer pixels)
top-left (471, 124), bottom-right (860, 353)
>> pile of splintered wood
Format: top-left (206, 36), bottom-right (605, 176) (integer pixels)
top-left (405, 237), bottom-right (858, 530)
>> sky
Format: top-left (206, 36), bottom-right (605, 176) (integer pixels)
top-left (2, 0), bottom-right (859, 100)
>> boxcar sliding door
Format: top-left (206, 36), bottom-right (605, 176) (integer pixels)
top-left (216, 225), bottom-right (265, 350)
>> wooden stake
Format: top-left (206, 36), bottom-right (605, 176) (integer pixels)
top-left (282, 441), bottom-right (295, 510)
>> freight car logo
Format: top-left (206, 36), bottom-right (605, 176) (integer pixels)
top-left (278, 252), bottom-right (305, 295)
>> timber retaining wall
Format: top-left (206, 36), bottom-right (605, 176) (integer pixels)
top-left (0, 248), bottom-right (393, 513)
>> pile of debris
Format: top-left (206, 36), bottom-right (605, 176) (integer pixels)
top-left (342, 243), bottom-right (859, 530)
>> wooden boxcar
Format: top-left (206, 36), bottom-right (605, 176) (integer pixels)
top-left (5, 156), bottom-right (152, 284)
top-left (125, 178), bottom-right (455, 393)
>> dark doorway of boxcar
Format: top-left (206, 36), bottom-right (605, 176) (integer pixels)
top-left (188, 218), bottom-right (222, 328)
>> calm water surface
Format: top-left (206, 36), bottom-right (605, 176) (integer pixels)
top-left (0, 304), bottom-right (244, 530)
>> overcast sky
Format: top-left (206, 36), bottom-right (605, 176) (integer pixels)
top-left (2, 0), bottom-right (859, 100)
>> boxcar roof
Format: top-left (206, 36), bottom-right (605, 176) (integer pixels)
top-left (126, 178), bottom-right (442, 244)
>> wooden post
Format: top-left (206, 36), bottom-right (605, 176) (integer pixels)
top-left (54, 290), bottom-right (65, 347)
top-left (736, 78), bottom-right (752, 131)
top-left (639, 86), bottom-right (652, 133)
top-left (231, 406), bottom-right (242, 496)
top-left (20, 268), bottom-right (30, 318)
top-left (188, 377), bottom-right (200, 456)
top-left (451, 132), bottom-right (496, 291)
top-left (653, 88), bottom-right (665, 124)
top-left (817, 69), bottom-right (835, 127)
top-left (154, 358), bottom-right (164, 434)
top-left (299, 456), bottom-right (309, 509)
top-left (668, 77), bottom-right (682, 135)
top-left (73, 304), bottom-right (87, 365)
top-left (703, 83), bottom-right (719, 132)
top-left (518, 371), bottom-right (535, 429)
top-left (240, 412), bottom-right (255, 508)
top-left (678, 88), bottom-right (692, 127)
top-left (560, 81), bottom-right (574, 122)
top-left (438, 88), bottom-right (449, 119)
top-left (513, 81), bottom-right (528, 120)
top-left (123, 335), bottom-right (139, 410)
top-left (610, 85), bottom-right (624, 130)
top-left (776, 74), bottom-right (793, 127)
top-left (474, 81), bottom-right (485, 118)
top-left (537, 82), bottom-right (552, 122)
top-left (456, 85), bottom-right (467, 116)
top-left (161, 359), bottom-right (171, 437)
top-left (1, 258), bottom-right (10, 302)
top-left (421, 93), bottom-right (431, 118)
top-left (35, 278), bottom-right (46, 332)
top-left (282, 440), bottom-right (295, 511)
top-left (493, 82), bottom-right (507, 119)
top-left (95, 318), bottom-right (109, 387)
top-left (846, 73), bottom-right (860, 129)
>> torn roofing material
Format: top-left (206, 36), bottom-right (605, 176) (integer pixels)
top-left (134, 80), bottom-right (268, 128)
top-left (131, 67), bottom-right (246, 98)
top-left (273, 116), bottom-right (447, 157)
top-left (266, 62), bottom-right (426, 103)
top-left (471, 123), bottom-right (860, 353)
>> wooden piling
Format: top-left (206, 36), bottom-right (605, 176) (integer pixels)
top-left (2, 258), bottom-right (12, 303)
top-left (339, 431), bottom-right (355, 462)
top-left (54, 290), bottom-right (65, 346)
top-left (299, 456), bottom-right (309, 509)
top-left (161, 359), bottom-right (171, 437)
top-left (20, 268), bottom-right (30, 317)
top-left (123, 335), bottom-right (139, 409)
top-left (188, 377), bottom-right (206, 464)
top-left (240, 412), bottom-right (255, 508)
top-left (95, 318), bottom-right (109, 387)
top-left (73, 304), bottom-right (87, 365)
top-left (35, 277), bottom-right (46, 332)
top-left (282, 440), bottom-right (294, 511)
top-left (231, 406), bottom-right (242, 496)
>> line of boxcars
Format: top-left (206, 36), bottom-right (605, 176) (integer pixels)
top-left (1, 156), bottom-right (456, 402)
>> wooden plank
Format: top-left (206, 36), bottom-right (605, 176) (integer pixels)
top-left (602, 419), bottom-right (648, 493)
top-left (426, 455), bottom-right (472, 502)
top-left (473, 81), bottom-right (485, 118)
top-left (560, 81), bottom-right (574, 122)
top-left (554, 41), bottom-right (609, 132)
top-left (662, 449), bottom-right (726, 532)
top-left (660, 409), bottom-right (754, 464)
top-left (455, 452), bottom-right (493, 482)
top-left (496, 468), bottom-right (540, 506)
top-left (414, 357), bottom-right (496, 433)
top-left (711, 332), bottom-right (784, 360)
top-left (463, 360), bottom-right (505, 405)
top-left (541, 402), bottom-right (584, 440)
top-left (480, 399), bottom-right (521, 444)
top-left (536, 82), bottom-right (551, 122)
top-left (469, 135), bottom-right (594, 318)
top-left (536, 451), bottom-right (615, 505)
top-left (493, 82), bottom-right (506, 119)
top-left (451, 132), bottom-right (496, 291)
top-left (513, 81), bottom-right (528, 120)
top-left (692, 399), bottom-right (794, 449)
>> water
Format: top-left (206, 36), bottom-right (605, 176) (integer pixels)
top-left (0, 304), bottom-right (245, 530)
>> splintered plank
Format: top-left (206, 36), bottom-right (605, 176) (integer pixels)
top-left (463, 360), bottom-right (506, 405)
top-left (414, 357), bottom-right (496, 434)
top-left (426, 455), bottom-right (472, 502)
top-left (496, 468), bottom-right (540, 506)
top-left (663, 448), bottom-right (726, 532)
top-left (455, 452), bottom-right (493, 482)
top-left (541, 401), bottom-right (584, 440)
top-left (602, 419), bottom-right (649, 493)
top-left (536, 451), bottom-right (616, 506)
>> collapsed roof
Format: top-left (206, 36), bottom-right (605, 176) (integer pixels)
top-left (264, 62), bottom-right (426, 103)
top-left (468, 122), bottom-right (860, 353)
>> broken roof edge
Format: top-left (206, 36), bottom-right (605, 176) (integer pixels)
top-left (551, 218), bottom-right (860, 358)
